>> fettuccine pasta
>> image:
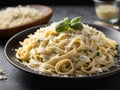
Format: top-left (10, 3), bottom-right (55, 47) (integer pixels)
top-left (16, 21), bottom-right (118, 77)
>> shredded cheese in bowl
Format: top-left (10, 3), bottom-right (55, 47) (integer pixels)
top-left (0, 5), bottom-right (43, 29)
top-left (96, 5), bottom-right (119, 20)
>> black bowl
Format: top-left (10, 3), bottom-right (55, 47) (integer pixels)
top-left (4, 23), bottom-right (120, 79)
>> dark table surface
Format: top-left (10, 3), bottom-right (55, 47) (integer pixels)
top-left (0, 5), bottom-right (120, 90)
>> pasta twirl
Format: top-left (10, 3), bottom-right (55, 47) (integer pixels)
top-left (16, 21), bottom-right (118, 77)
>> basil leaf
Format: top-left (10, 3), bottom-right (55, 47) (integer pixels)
top-left (56, 21), bottom-right (69, 32)
top-left (70, 17), bottom-right (81, 23)
top-left (63, 17), bottom-right (70, 23)
top-left (70, 22), bottom-right (83, 30)
top-left (55, 16), bottom-right (83, 32)
top-left (88, 49), bottom-right (93, 52)
top-left (96, 52), bottom-right (100, 56)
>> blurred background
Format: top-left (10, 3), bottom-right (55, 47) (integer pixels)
top-left (0, 0), bottom-right (94, 6)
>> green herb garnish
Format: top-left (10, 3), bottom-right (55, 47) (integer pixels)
top-left (55, 17), bottom-right (83, 32)
top-left (96, 32), bottom-right (99, 35)
top-left (96, 52), bottom-right (100, 56)
top-left (55, 18), bottom-right (70, 32)
top-left (13, 15), bottom-right (19, 19)
top-left (38, 40), bottom-right (41, 43)
top-left (70, 22), bottom-right (83, 30)
top-left (69, 17), bottom-right (83, 30)
top-left (89, 49), bottom-right (93, 52)
top-left (38, 39), bottom-right (43, 43)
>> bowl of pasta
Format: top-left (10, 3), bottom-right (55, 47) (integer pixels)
top-left (4, 17), bottom-right (120, 79)
top-left (0, 4), bottom-right (53, 39)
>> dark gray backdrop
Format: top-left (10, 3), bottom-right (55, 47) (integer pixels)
top-left (0, 0), bottom-right (94, 6)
